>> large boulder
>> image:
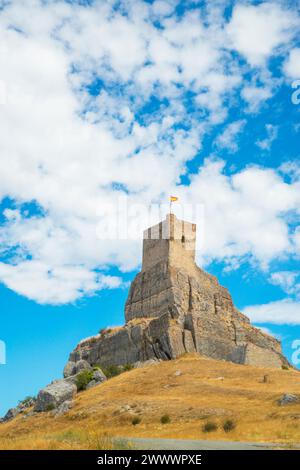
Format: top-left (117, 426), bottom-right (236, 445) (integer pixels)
top-left (34, 380), bottom-right (76, 412)
top-left (74, 359), bottom-right (92, 373)
top-left (63, 361), bottom-right (76, 378)
top-left (93, 369), bottom-right (106, 383)
top-left (54, 400), bottom-right (74, 417)
top-left (63, 359), bottom-right (92, 378)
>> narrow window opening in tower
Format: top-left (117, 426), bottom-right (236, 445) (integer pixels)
top-left (181, 235), bottom-right (185, 244)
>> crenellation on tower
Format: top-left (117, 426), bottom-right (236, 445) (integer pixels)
top-left (142, 214), bottom-right (196, 271)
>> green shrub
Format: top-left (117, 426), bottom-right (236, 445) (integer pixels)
top-left (99, 328), bottom-right (112, 336)
top-left (101, 365), bottom-right (123, 378)
top-left (132, 417), bottom-right (141, 426)
top-left (46, 403), bottom-right (55, 411)
top-left (222, 419), bottom-right (236, 433)
top-left (282, 364), bottom-right (289, 370)
top-left (202, 421), bottom-right (218, 433)
top-left (123, 363), bottom-right (134, 372)
top-left (76, 369), bottom-right (94, 391)
top-left (160, 414), bottom-right (171, 424)
top-left (19, 396), bottom-right (36, 406)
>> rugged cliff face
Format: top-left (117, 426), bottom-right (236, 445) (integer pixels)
top-left (65, 215), bottom-right (288, 374)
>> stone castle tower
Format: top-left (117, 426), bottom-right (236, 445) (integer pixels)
top-left (65, 214), bottom-right (288, 373)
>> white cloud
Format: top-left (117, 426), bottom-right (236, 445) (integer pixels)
top-left (0, 1), bottom-right (299, 304)
top-left (0, 260), bottom-right (123, 305)
top-left (215, 120), bottom-right (246, 152)
top-left (284, 48), bottom-right (300, 79)
top-left (270, 271), bottom-right (300, 297)
top-left (183, 159), bottom-right (300, 267)
top-left (152, 1), bottom-right (174, 17)
top-left (227, 3), bottom-right (297, 66)
top-left (243, 299), bottom-right (300, 325)
top-left (241, 84), bottom-right (273, 113)
top-left (256, 124), bottom-right (278, 151)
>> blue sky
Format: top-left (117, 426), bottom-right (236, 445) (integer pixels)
top-left (0, 0), bottom-right (300, 416)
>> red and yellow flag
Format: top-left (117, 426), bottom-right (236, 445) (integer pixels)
top-left (170, 196), bottom-right (178, 202)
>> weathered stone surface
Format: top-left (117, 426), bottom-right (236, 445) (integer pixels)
top-left (2, 407), bottom-right (19, 422)
top-left (86, 380), bottom-right (98, 390)
top-left (1, 397), bottom-right (36, 422)
top-left (63, 361), bottom-right (76, 378)
top-left (74, 359), bottom-right (92, 374)
top-left (65, 214), bottom-right (288, 372)
top-left (34, 380), bottom-right (76, 412)
top-left (278, 394), bottom-right (299, 406)
top-left (93, 369), bottom-right (107, 383)
top-left (54, 400), bottom-right (73, 416)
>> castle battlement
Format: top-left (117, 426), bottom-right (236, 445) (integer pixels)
top-left (142, 214), bottom-right (196, 271)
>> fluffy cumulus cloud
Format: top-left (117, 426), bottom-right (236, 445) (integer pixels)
top-left (226, 2), bottom-right (298, 66)
top-left (0, 0), bottom-right (299, 304)
top-left (284, 48), bottom-right (300, 79)
top-left (244, 299), bottom-right (300, 325)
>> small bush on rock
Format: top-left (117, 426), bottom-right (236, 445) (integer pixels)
top-left (19, 396), bottom-right (36, 406)
top-left (46, 403), bottom-right (55, 412)
top-left (76, 370), bottom-right (94, 391)
top-left (101, 365), bottom-right (123, 378)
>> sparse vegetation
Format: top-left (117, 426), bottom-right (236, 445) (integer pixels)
top-left (1, 355), bottom-right (300, 449)
top-left (282, 365), bottom-right (289, 370)
top-left (76, 370), bottom-right (94, 391)
top-left (160, 414), bottom-right (171, 424)
top-left (101, 365), bottom-right (123, 378)
top-left (222, 419), bottom-right (236, 433)
top-left (46, 404), bottom-right (55, 412)
top-left (131, 417), bottom-right (141, 426)
top-left (99, 328), bottom-right (112, 337)
top-left (101, 363), bottom-right (134, 378)
top-left (202, 421), bottom-right (218, 433)
top-left (19, 396), bottom-right (35, 406)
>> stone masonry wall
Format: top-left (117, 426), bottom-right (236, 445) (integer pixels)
top-left (66, 215), bottom-right (288, 371)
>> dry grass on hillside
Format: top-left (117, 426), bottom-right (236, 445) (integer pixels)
top-left (1, 354), bottom-right (300, 450)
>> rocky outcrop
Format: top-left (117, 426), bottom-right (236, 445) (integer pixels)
top-left (278, 394), bottom-right (299, 406)
top-left (34, 380), bottom-right (77, 412)
top-left (65, 214), bottom-right (289, 372)
top-left (0, 397), bottom-right (36, 423)
top-left (63, 359), bottom-right (92, 378)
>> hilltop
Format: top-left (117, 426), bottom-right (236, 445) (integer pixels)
top-left (0, 354), bottom-right (299, 450)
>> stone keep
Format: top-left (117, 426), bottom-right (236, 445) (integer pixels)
top-left (66, 214), bottom-right (288, 371)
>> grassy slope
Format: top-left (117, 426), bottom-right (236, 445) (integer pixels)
top-left (1, 354), bottom-right (300, 449)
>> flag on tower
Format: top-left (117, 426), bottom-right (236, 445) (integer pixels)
top-left (170, 196), bottom-right (178, 202)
